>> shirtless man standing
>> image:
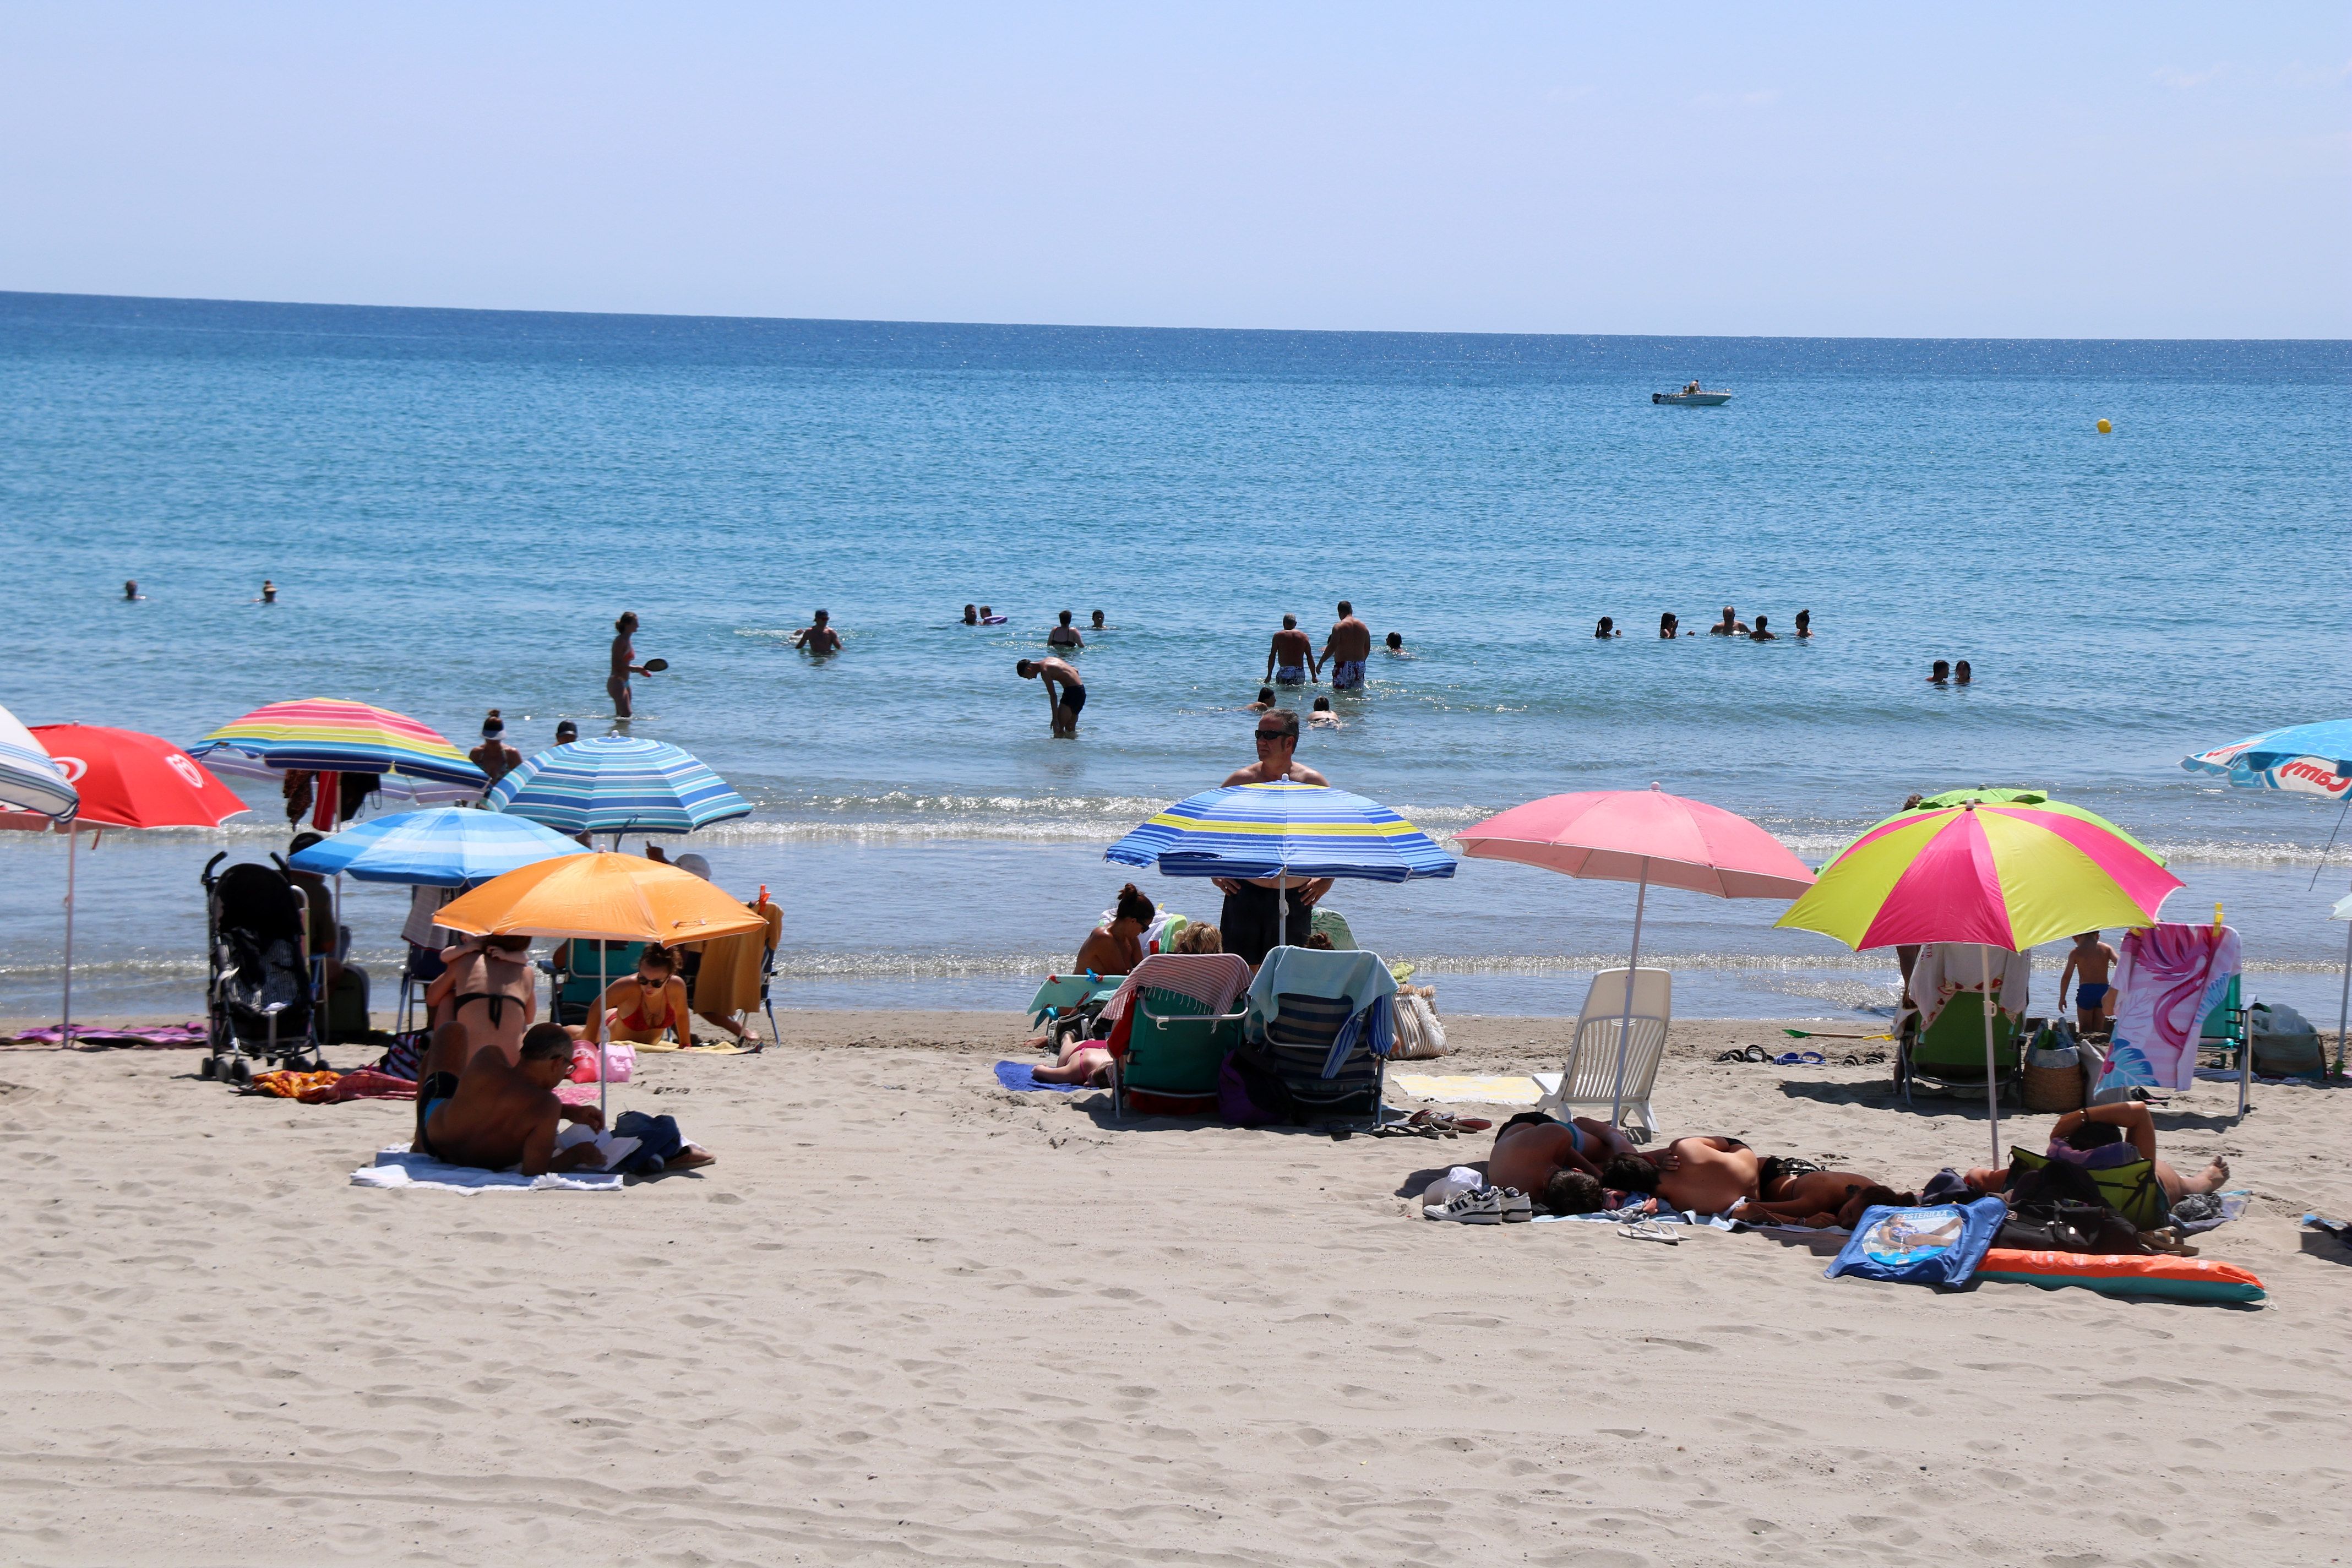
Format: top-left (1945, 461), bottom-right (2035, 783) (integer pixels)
top-left (1016, 656), bottom-right (1086, 737)
top-left (1318, 600), bottom-right (1373, 692)
top-left (1266, 614), bottom-right (1314, 685)
top-left (1215, 709), bottom-right (1332, 963)
top-left (1708, 606), bottom-right (1749, 637)
top-left (415, 1023), bottom-right (608, 1175)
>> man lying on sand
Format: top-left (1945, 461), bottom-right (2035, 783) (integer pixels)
top-left (1734, 1157), bottom-right (1914, 1228)
top-left (1964, 1102), bottom-right (2228, 1206)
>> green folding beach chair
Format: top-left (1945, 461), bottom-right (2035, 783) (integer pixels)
top-left (1896, 992), bottom-right (2024, 1105)
top-left (1114, 986), bottom-right (1246, 1119)
top-left (545, 939), bottom-right (646, 1028)
top-left (2008, 1145), bottom-right (2171, 1230)
top-left (2195, 974), bottom-right (2248, 1074)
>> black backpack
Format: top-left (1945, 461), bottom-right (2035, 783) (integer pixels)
top-left (1997, 1155), bottom-right (2150, 1254)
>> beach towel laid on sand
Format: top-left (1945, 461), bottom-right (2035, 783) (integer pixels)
top-left (247, 1068), bottom-right (417, 1103)
top-left (995, 1060), bottom-right (1080, 1093)
top-left (7, 1022), bottom-right (208, 1048)
top-left (351, 1147), bottom-right (623, 1193)
top-left (2099, 923), bottom-right (2241, 1095)
top-left (1391, 1073), bottom-right (1545, 1107)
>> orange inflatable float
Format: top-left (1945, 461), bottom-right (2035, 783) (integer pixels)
top-left (1975, 1248), bottom-right (2264, 1304)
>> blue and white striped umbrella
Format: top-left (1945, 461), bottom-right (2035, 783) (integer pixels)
top-left (0, 703), bottom-right (77, 821)
top-left (486, 736), bottom-right (753, 837)
top-left (286, 808), bottom-right (591, 888)
top-left (1105, 782), bottom-right (1456, 883)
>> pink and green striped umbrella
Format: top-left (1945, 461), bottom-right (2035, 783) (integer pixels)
top-left (1776, 798), bottom-right (2182, 954)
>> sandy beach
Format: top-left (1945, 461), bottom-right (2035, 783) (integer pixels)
top-left (4, 1009), bottom-right (2347, 1566)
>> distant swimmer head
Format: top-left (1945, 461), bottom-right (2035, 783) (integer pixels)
top-left (1929, 660), bottom-right (1951, 684)
top-left (1795, 609), bottom-right (1811, 633)
top-left (1255, 685), bottom-right (1275, 706)
top-left (554, 720), bottom-right (579, 744)
top-left (1596, 617), bottom-right (1614, 638)
top-left (1385, 631), bottom-right (1402, 650)
top-left (963, 603), bottom-right (978, 624)
top-left (1312, 696), bottom-right (1332, 712)
top-left (1336, 600), bottom-right (1353, 617)
top-left (812, 609), bottom-right (829, 625)
top-left (1719, 605), bottom-right (1736, 627)
top-left (261, 579), bottom-right (277, 602)
top-left (1751, 615), bottom-right (1770, 638)
top-left (1954, 660), bottom-right (1972, 685)
top-left (123, 580), bottom-right (139, 600)
top-left (1090, 610), bottom-right (1105, 628)
top-left (1659, 612), bottom-right (1678, 638)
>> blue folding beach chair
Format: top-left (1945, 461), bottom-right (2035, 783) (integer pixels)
top-left (1244, 946), bottom-right (1400, 1124)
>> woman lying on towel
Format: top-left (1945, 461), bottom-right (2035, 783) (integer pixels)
top-left (1030, 1035), bottom-right (1116, 1088)
top-left (1962, 1102), bottom-right (2229, 1206)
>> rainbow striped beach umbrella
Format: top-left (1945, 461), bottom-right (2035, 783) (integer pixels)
top-left (1777, 797), bottom-right (2181, 1161)
top-left (1105, 782), bottom-right (1456, 884)
top-left (486, 736), bottom-right (752, 838)
top-left (191, 698), bottom-right (486, 789)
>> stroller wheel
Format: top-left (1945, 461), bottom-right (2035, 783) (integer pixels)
top-left (226, 1057), bottom-right (253, 1087)
top-left (198, 1054), bottom-right (219, 1080)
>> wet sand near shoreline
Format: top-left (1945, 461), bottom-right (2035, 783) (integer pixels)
top-left (3, 1009), bottom-right (2346, 1566)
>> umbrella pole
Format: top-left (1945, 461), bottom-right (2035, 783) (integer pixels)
top-left (2335, 911), bottom-right (2351, 1079)
top-left (1612, 858), bottom-right (1648, 1126)
top-left (1980, 944), bottom-right (2003, 1167)
top-left (60, 827), bottom-right (78, 1047)
top-left (597, 938), bottom-right (609, 1128)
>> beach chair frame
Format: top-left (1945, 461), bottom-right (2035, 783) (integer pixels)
top-left (1533, 967), bottom-right (1669, 1142)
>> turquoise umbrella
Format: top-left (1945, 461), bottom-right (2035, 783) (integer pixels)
top-left (487, 737), bottom-right (751, 840)
top-left (287, 808), bottom-right (590, 888)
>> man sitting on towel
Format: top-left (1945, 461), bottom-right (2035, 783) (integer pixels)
top-left (415, 1023), bottom-right (614, 1176)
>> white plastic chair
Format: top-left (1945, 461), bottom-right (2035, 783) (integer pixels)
top-left (1531, 967), bottom-right (1670, 1142)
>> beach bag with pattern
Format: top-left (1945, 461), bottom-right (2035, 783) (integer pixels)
top-left (1390, 987), bottom-right (1449, 1060)
top-left (1825, 1197), bottom-right (2006, 1288)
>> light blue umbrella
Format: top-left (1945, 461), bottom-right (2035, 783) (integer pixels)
top-left (2185, 717), bottom-right (2352, 1074)
top-left (286, 808), bottom-right (591, 888)
top-left (1106, 782), bottom-right (1456, 885)
top-left (0, 703), bottom-right (77, 821)
top-left (487, 736), bottom-right (752, 839)
top-left (2183, 719), bottom-right (2352, 797)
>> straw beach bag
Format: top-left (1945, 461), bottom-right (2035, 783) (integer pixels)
top-left (1390, 986), bottom-right (1450, 1059)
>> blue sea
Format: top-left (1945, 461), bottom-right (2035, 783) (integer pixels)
top-left (2, 291), bottom-right (2347, 1022)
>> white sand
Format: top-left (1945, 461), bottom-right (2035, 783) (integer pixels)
top-left (3, 1010), bottom-right (2349, 1566)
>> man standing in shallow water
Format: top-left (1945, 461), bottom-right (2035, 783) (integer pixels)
top-left (1319, 600), bottom-right (1372, 691)
top-left (1266, 614), bottom-right (1314, 685)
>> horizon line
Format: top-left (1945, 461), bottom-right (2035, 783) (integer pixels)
top-left (6, 288), bottom-right (2347, 348)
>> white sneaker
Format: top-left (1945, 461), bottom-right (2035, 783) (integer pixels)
top-left (1425, 1186), bottom-right (1504, 1223)
top-left (1495, 1188), bottom-right (1534, 1223)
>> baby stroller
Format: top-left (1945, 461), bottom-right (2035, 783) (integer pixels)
top-left (199, 852), bottom-right (323, 1084)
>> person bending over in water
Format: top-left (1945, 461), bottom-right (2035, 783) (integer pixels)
top-left (575, 944), bottom-right (692, 1046)
top-left (1048, 610), bottom-right (1084, 649)
top-left (415, 1022), bottom-right (608, 1174)
top-left (1708, 606), bottom-right (1747, 636)
top-left (1750, 614), bottom-right (1777, 641)
top-left (1016, 656), bottom-right (1086, 736)
top-left (1075, 884), bottom-right (1153, 976)
top-left (1487, 1112), bottom-right (1643, 1214)
top-left (2056, 931), bottom-right (2117, 1037)
top-left (1266, 614), bottom-right (1313, 685)
top-left (790, 609), bottom-right (842, 654)
top-left (1319, 600), bottom-right (1372, 690)
top-left (1966, 1102), bottom-right (2229, 1207)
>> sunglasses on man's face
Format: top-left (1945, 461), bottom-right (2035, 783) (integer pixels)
top-left (1254, 731), bottom-right (1292, 747)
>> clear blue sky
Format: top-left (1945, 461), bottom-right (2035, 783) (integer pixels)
top-left (2, 3), bottom-right (2344, 336)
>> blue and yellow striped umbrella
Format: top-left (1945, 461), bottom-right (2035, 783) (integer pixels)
top-left (486, 736), bottom-right (752, 837)
top-left (1106, 782), bottom-right (1455, 883)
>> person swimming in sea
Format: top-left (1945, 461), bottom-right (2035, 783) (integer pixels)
top-left (978, 605), bottom-right (1006, 625)
top-left (1750, 614), bottom-right (1777, 641)
top-left (1794, 608), bottom-right (1812, 639)
top-left (259, 579), bottom-right (278, 604)
top-left (1659, 612), bottom-right (1679, 638)
top-left (1308, 695), bottom-right (1341, 727)
top-left (1246, 685), bottom-right (1277, 712)
top-left (123, 580), bottom-right (142, 601)
top-left (1595, 616), bottom-right (1620, 638)
top-left (1091, 609), bottom-right (1110, 630)
top-left (1954, 659), bottom-right (1972, 685)
top-left (1928, 659), bottom-right (1950, 685)
top-left (1048, 611), bottom-right (1084, 649)
top-left (1709, 605), bottom-right (1747, 636)
top-left (962, 603), bottom-right (979, 625)
top-left (1384, 631), bottom-right (1406, 655)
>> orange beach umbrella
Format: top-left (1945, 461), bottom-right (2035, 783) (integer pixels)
top-left (436, 853), bottom-right (767, 1121)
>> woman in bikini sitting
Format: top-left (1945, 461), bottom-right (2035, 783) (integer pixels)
top-left (576, 944), bottom-right (693, 1046)
top-left (422, 933), bottom-right (537, 1081)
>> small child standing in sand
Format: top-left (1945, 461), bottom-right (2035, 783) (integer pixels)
top-left (2057, 931), bottom-right (2119, 1037)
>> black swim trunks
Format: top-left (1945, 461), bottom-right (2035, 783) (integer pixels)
top-left (416, 1070), bottom-right (460, 1158)
top-left (1219, 880), bottom-right (1311, 966)
top-left (1059, 683), bottom-right (1087, 717)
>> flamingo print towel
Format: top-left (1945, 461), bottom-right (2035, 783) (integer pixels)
top-left (2098, 923), bottom-right (2240, 1094)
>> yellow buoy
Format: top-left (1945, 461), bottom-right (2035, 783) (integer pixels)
top-left (2096, 418), bottom-right (2112, 433)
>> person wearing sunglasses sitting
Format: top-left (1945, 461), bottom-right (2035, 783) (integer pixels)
top-left (574, 944), bottom-right (692, 1046)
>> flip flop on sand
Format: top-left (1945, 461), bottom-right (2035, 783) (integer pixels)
top-left (1618, 1220), bottom-right (1679, 1245)
top-left (1715, 1046), bottom-right (1770, 1064)
top-left (1769, 1050), bottom-right (1827, 1066)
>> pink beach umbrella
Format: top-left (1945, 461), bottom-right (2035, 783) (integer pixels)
top-left (1455, 784), bottom-right (1816, 1122)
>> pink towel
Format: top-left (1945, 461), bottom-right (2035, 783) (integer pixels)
top-left (1095, 954), bottom-right (1254, 1036)
top-left (2098, 924), bottom-right (2240, 1093)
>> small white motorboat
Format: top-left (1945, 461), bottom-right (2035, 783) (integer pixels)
top-left (1653, 386), bottom-right (1732, 406)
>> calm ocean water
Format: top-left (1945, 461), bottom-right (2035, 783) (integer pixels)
top-left (2, 291), bottom-right (2347, 1020)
